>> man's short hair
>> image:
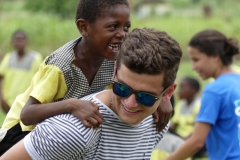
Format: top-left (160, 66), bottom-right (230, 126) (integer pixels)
top-left (116, 28), bottom-right (182, 89)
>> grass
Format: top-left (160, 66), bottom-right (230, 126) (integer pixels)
top-left (1, 0), bottom-right (240, 59)
top-left (0, 1), bottom-right (239, 90)
top-left (0, 0), bottom-right (240, 125)
top-left (0, 3), bottom-right (238, 159)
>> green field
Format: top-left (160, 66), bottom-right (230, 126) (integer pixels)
top-left (1, 2), bottom-right (239, 159)
top-left (0, 0), bottom-right (240, 129)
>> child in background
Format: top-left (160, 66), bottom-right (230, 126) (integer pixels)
top-left (169, 77), bottom-right (207, 159)
top-left (170, 77), bottom-right (201, 140)
top-left (0, 30), bottom-right (43, 126)
top-left (151, 95), bottom-right (187, 160)
top-left (0, 0), bottom-right (172, 155)
top-left (165, 29), bottom-right (240, 160)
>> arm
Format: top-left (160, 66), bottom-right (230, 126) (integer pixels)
top-left (0, 75), bottom-right (10, 113)
top-left (0, 140), bottom-right (31, 160)
top-left (20, 96), bottom-right (103, 129)
top-left (153, 84), bottom-right (177, 132)
top-left (165, 122), bottom-right (211, 160)
top-left (19, 61), bottom-right (103, 128)
top-left (153, 100), bottom-right (173, 132)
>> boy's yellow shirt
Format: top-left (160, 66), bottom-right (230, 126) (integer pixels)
top-left (0, 51), bottom-right (43, 127)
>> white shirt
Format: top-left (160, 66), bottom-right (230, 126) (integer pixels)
top-left (24, 91), bottom-right (169, 160)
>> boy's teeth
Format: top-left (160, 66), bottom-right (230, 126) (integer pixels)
top-left (109, 44), bottom-right (120, 49)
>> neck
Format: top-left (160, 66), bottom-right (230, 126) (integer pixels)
top-left (17, 50), bottom-right (26, 59)
top-left (213, 65), bottom-right (232, 79)
top-left (96, 90), bottom-right (112, 108)
top-left (186, 96), bottom-right (194, 106)
top-left (74, 38), bottom-right (104, 68)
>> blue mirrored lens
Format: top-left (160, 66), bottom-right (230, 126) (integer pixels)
top-left (113, 83), bottom-right (131, 97)
top-left (137, 92), bottom-right (156, 106)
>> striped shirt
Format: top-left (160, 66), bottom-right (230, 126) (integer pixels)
top-left (24, 91), bottom-right (169, 160)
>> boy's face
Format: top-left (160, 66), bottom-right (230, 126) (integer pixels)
top-left (111, 64), bottom-right (168, 125)
top-left (178, 80), bottom-right (194, 99)
top-left (12, 33), bottom-right (27, 52)
top-left (85, 4), bottom-right (131, 60)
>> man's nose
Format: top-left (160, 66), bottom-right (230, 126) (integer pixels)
top-left (124, 94), bottom-right (139, 108)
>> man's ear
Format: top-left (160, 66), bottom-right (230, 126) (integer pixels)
top-left (162, 83), bottom-right (177, 102)
top-left (76, 19), bottom-right (89, 37)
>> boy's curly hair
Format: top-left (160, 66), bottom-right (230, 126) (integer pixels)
top-left (76, 0), bottom-right (129, 23)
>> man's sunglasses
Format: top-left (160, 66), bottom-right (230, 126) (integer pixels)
top-left (112, 81), bottom-right (167, 107)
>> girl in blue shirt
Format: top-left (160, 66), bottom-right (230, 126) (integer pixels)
top-left (166, 29), bottom-right (240, 160)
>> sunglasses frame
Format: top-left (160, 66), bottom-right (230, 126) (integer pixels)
top-left (111, 80), bottom-right (168, 107)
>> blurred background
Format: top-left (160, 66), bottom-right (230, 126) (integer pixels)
top-left (1, 1), bottom-right (239, 158)
top-left (0, 0), bottom-right (239, 94)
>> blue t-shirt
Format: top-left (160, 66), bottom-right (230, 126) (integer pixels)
top-left (196, 74), bottom-right (240, 160)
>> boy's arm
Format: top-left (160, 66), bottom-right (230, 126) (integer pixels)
top-left (153, 100), bottom-right (173, 132)
top-left (0, 75), bottom-right (10, 114)
top-left (21, 96), bottom-right (103, 129)
top-left (19, 60), bottom-right (103, 129)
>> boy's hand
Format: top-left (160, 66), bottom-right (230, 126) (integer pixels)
top-left (153, 101), bottom-right (172, 132)
top-left (70, 99), bottom-right (103, 130)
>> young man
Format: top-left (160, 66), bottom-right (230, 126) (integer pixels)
top-left (0, 28), bottom-right (182, 160)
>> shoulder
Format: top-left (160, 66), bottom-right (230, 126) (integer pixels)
top-left (2, 52), bottom-right (13, 60)
top-left (45, 38), bottom-right (81, 68)
top-left (204, 74), bottom-right (240, 94)
top-left (27, 51), bottom-right (43, 63)
top-left (27, 113), bottom-right (99, 159)
top-left (37, 113), bottom-right (99, 142)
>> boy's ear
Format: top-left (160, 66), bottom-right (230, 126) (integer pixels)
top-left (162, 83), bottom-right (177, 102)
top-left (76, 19), bottom-right (89, 37)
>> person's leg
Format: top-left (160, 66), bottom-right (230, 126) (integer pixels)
top-left (0, 140), bottom-right (32, 160)
top-left (0, 123), bottom-right (30, 156)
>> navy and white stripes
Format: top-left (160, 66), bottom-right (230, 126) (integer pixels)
top-left (24, 92), bottom-right (168, 160)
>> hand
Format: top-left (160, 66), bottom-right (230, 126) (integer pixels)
top-left (0, 96), bottom-right (10, 113)
top-left (153, 100), bottom-right (172, 132)
top-left (70, 99), bottom-right (103, 129)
